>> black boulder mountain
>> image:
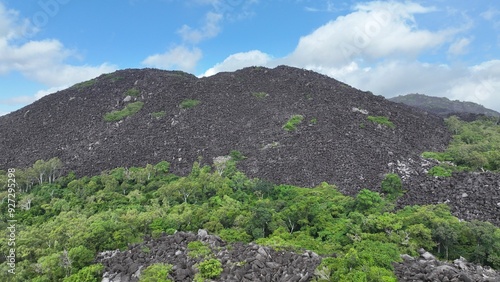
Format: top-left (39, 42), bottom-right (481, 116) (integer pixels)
top-left (1, 66), bottom-right (450, 194)
top-left (390, 93), bottom-right (500, 119)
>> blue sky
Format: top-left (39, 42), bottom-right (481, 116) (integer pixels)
top-left (1, 0), bottom-right (500, 115)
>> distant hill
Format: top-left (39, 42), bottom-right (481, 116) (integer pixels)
top-left (0, 66), bottom-right (450, 194)
top-left (389, 93), bottom-right (500, 118)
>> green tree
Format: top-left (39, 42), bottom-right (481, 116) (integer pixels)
top-left (68, 246), bottom-right (95, 271)
top-left (63, 264), bottom-right (103, 282)
top-left (381, 173), bottom-right (403, 200)
top-left (355, 189), bottom-right (385, 214)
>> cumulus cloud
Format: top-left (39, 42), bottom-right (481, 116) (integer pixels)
top-left (201, 1), bottom-right (500, 112)
top-left (201, 50), bottom-right (273, 76)
top-left (448, 37), bottom-right (471, 55)
top-left (178, 12), bottom-right (223, 44)
top-left (0, 2), bottom-right (117, 113)
top-left (287, 1), bottom-right (454, 67)
top-left (142, 45), bottom-right (203, 72)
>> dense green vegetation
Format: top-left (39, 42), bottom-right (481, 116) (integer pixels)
top-left (180, 99), bottom-right (201, 109)
top-left (104, 101), bottom-right (144, 122)
top-left (367, 116), bottom-right (395, 128)
top-left (283, 114), bottom-right (304, 131)
top-left (1, 155), bottom-right (499, 281)
top-left (423, 116), bottom-right (500, 174)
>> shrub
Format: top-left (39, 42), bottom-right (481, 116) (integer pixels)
top-left (187, 241), bottom-right (212, 259)
top-left (103, 73), bottom-right (124, 82)
top-left (422, 151), bottom-right (451, 162)
top-left (151, 111), bottom-right (166, 119)
top-left (229, 150), bottom-right (246, 161)
top-left (309, 118), bottom-right (318, 125)
top-left (252, 92), bottom-right (268, 99)
top-left (139, 263), bottom-right (173, 282)
top-left (381, 173), bottom-right (403, 200)
top-left (126, 88), bottom-right (140, 97)
top-left (104, 102), bottom-right (144, 122)
top-left (428, 166), bottom-right (453, 177)
top-left (180, 99), bottom-right (200, 109)
top-left (283, 115), bottom-right (304, 131)
top-left (197, 259), bottom-right (223, 279)
top-left (367, 115), bottom-right (395, 128)
top-left (72, 79), bottom-right (96, 89)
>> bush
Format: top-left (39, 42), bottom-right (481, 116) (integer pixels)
top-left (187, 241), bottom-right (212, 259)
top-left (252, 92), bottom-right (268, 99)
top-left (229, 150), bottom-right (246, 161)
top-left (197, 259), bottom-right (223, 279)
top-left (151, 111), bottom-right (166, 119)
top-left (428, 166), bottom-right (453, 177)
top-left (126, 88), bottom-right (140, 97)
top-left (381, 173), bottom-right (403, 200)
top-left (180, 99), bottom-right (200, 109)
top-left (72, 79), bottom-right (96, 89)
top-left (139, 263), bottom-right (173, 282)
top-left (283, 115), bottom-right (304, 131)
top-left (422, 151), bottom-right (451, 162)
top-left (104, 102), bottom-right (144, 122)
top-left (367, 116), bottom-right (395, 128)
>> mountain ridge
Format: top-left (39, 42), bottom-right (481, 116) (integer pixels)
top-left (389, 93), bottom-right (500, 118)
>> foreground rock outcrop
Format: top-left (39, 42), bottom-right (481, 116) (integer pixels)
top-left (97, 230), bottom-right (321, 282)
top-left (394, 249), bottom-right (500, 281)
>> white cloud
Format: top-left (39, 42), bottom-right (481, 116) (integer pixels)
top-left (286, 1), bottom-right (454, 67)
top-left (201, 50), bottom-right (273, 76)
top-left (305, 1), bottom-right (337, 13)
top-left (449, 60), bottom-right (500, 108)
top-left (448, 37), bottom-right (471, 56)
top-left (481, 8), bottom-right (500, 21)
top-left (142, 45), bottom-right (202, 72)
top-left (481, 8), bottom-right (500, 29)
top-left (201, 2), bottom-right (500, 112)
top-left (178, 11), bottom-right (223, 44)
top-left (0, 2), bottom-right (117, 112)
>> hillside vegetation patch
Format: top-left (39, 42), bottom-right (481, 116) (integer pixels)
top-left (252, 92), bottom-right (268, 99)
top-left (125, 88), bottom-right (140, 97)
top-left (104, 101), bottom-right (144, 122)
top-left (367, 115), bottom-right (395, 128)
top-left (72, 79), bottom-right (96, 89)
top-left (151, 111), bottom-right (166, 119)
top-left (180, 99), bottom-right (201, 109)
top-left (423, 116), bottom-right (500, 172)
top-left (283, 115), bottom-right (304, 131)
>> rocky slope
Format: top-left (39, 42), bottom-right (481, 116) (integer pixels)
top-left (98, 229), bottom-right (321, 282)
top-left (97, 230), bottom-right (500, 282)
top-left (0, 66), bottom-right (450, 194)
top-left (390, 93), bottom-right (500, 118)
top-left (394, 249), bottom-right (500, 281)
